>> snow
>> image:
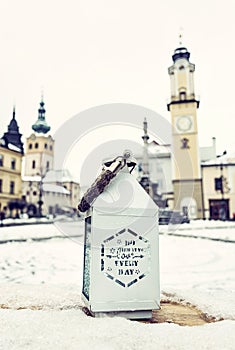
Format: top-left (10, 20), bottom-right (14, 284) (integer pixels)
top-left (8, 143), bottom-right (22, 152)
top-left (0, 220), bottom-right (83, 242)
top-left (1, 217), bottom-right (54, 230)
top-left (202, 150), bottom-right (235, 165)
top-left (160, 219), bottom-right (235, 242)
top-left (44, 169), bottom-right (78, 184)
top-left (0, 310), bottom-right (234, 350)
top-left (42, 183), bottom-right (70, 194)
top-left (0, 221), bottom-right (235, 349)
top-left (21, 175), bottom-right (42, 182)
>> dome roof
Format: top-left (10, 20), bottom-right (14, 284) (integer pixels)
top-left (32, 100), bottom-right (51, 134)
top-left (172, 47), bottom-right (190, 63)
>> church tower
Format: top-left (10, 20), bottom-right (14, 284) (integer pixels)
top-left (167, 45), bottom-right (204, 219)
top-left (24, 98), bottom-right (54, 177)
top-left (0, 108), bottom-right (24, 215)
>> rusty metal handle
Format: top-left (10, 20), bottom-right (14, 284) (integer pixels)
top-left (77, 151), bottom-right (134, 212)
top-left (78, 170), bottom-right (116, 212)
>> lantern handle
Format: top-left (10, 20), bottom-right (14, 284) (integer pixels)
top-left (78, 150), bottom-right (136, 212)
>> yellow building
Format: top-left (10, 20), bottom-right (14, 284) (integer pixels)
top-left (167, 45), bottom-right (204, 219)
top-left (202, 152), bottom-right (235, 220)
top-left (0, 108), bottom-right (24, 217)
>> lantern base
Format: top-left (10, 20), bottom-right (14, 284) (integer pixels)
top-left (89, 309), bottom-right (153, 320)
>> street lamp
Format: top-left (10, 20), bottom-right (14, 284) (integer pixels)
top-left (38, 179), bottom-right (43, 217)
top-left (37, 166), bottom-right (48, 218)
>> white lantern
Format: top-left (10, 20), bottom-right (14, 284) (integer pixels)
top-left (81, 160), bottom-right (160, 319)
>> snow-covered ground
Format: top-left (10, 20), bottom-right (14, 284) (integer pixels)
top-left (0, 221), bottom-right (235, 349)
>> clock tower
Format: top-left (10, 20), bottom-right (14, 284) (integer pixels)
top-left (167, 45), bottom-right (204, 219)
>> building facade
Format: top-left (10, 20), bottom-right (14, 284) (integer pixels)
top-left (0, 108), bottom-right (24, 217)
top-left (202, 152), bottom-right (235, 220)
top-left (43, 169), bottom-right (80, 215)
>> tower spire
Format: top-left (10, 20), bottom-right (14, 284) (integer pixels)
top-left (1, 107), bottom-right (24, 154)
top-left (13, 105), bottom-right (16, 119)
top-left (178, 27), bottom-right (184, 47)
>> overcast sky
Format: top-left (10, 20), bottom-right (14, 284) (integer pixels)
top-left (1, 0), bottom-right (235, 179)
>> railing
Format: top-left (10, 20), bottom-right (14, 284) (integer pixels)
top-left (166, 94), bottom-right (200, 105)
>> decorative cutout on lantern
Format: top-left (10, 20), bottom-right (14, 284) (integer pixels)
top-left (101, 228), bottom-right (150, 288)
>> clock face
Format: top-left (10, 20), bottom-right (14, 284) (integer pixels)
top-left (175, 115), bottom-right (193, 133)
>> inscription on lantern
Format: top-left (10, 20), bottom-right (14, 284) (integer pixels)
top-left (101, 228), bottom-right (150, 287)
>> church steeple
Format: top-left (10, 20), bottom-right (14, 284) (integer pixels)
top-left (32, 97), bottom-right (51, 134)
top-left (1, 107), bottom-right (24, 154)
top-left (171, 30), bottom-right (191, 63)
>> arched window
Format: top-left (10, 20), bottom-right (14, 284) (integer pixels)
top-left (32, 160), bottom-right (36, 169)
top-left (35, 143), bottom-right (39, 149)
top-left (179, 88), bottom-right (186, 101)
top-left (180, 91), bottom-right (186, 100)
top-left (29, 143), bottom-right (32, 150)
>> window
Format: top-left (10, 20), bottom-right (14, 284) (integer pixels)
top-left (33, 191), bottom-right (37, 196)
top-left (46, 161), bottom-right (50, 170)
top-left (44, 143), bottom-right (48, 149)
top-left (0, 179), bottom-right (2, 193)
top-left (29, 143), bottom-right (32, 150)
top-left (50, 145), bottom-right (53, 151)
top-left (0, 155), bottom-right (3, 167)
top-left (32, 160), bottom-right (36, 169)
top-left (180, 91), bottom-right (186, 100)
top-left (11, 158), bottom-right (16, 170)
top-left (10, 181), bottom-right (15, 194)
top-left (35, 143), bottom-right (39, 149)
top-left (181, 137), bottom-right (190, 149)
